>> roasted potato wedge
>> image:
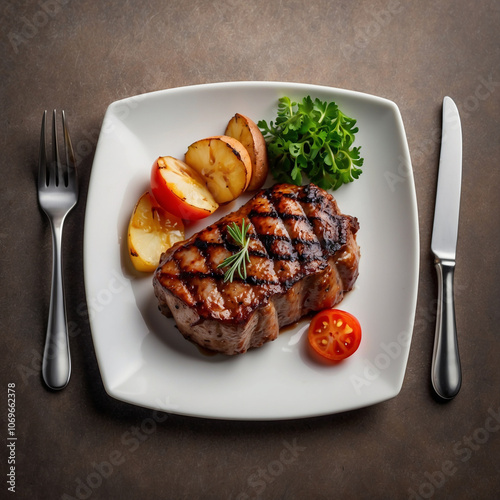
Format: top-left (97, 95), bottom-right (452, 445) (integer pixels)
top-left (127, 191), bottom-right (185, 272)
top-left (185, 135), bottom-right (252, 204)
top-left (225, 113), bottom-right (269, 191)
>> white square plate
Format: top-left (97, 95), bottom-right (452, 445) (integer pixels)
top-left (84, 82), bottom-right (419, 420)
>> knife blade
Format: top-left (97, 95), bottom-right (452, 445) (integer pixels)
top-left (430, 96), bottom-right (462, 400)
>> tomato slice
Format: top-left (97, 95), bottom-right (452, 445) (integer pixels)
top-left (308, 309), bottom-right (362, 361)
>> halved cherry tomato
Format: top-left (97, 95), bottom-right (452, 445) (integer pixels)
top-left (308, 309), bottom-right (362, 361)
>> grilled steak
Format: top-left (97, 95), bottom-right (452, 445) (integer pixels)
top-left (153, 183), bottom-right (360, 355)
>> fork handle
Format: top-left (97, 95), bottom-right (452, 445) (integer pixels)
top-left (42, 219), bottom-right (71, 390)
top-left (431, 259), bottom-right (461, 400)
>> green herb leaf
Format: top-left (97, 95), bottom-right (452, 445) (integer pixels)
top-left (217, 219), bottom-right (251, 283)
top-left (258, 96), bottom-right (364, 190)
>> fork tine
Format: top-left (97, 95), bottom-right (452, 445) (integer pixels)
top-left (39, 110), bottom-right (48, 188)
top-left (62, 111), bottom-right (77, 189)
top-left (52, 109), bottom-right (61, 186)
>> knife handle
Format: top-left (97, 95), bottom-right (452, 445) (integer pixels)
top-left (431, 259), bottom-right (462, 399)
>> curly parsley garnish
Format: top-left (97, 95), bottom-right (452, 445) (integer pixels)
top-left (258, 95), bottom-right (364, 190)
top-left (218, 219), bottom-right (251, 283)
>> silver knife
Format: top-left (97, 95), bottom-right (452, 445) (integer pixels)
top-left (430, 96), bottom-right (462, 399)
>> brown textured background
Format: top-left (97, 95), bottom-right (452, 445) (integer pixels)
top-left (1, 0), bottom-right (499, 498)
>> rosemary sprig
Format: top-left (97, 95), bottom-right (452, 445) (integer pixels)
top-left (218, 218), bottom-right (251, 283)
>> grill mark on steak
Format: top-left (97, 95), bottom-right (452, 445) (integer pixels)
top-left (248, 209), bottom-right (308, 222)
top-left (191, 225), bottom-right (329, 266)
top-left (248, 186), bottom-right (326, 285)
top-left (153, 183), bottom-right (360, 354)
top-left (270, 187), bottom-right (324, 279)
top-left (175, 270), bottom-right (281, 286)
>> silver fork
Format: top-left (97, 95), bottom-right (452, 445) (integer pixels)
top-left (38, 110), bottom-right (78, 390)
